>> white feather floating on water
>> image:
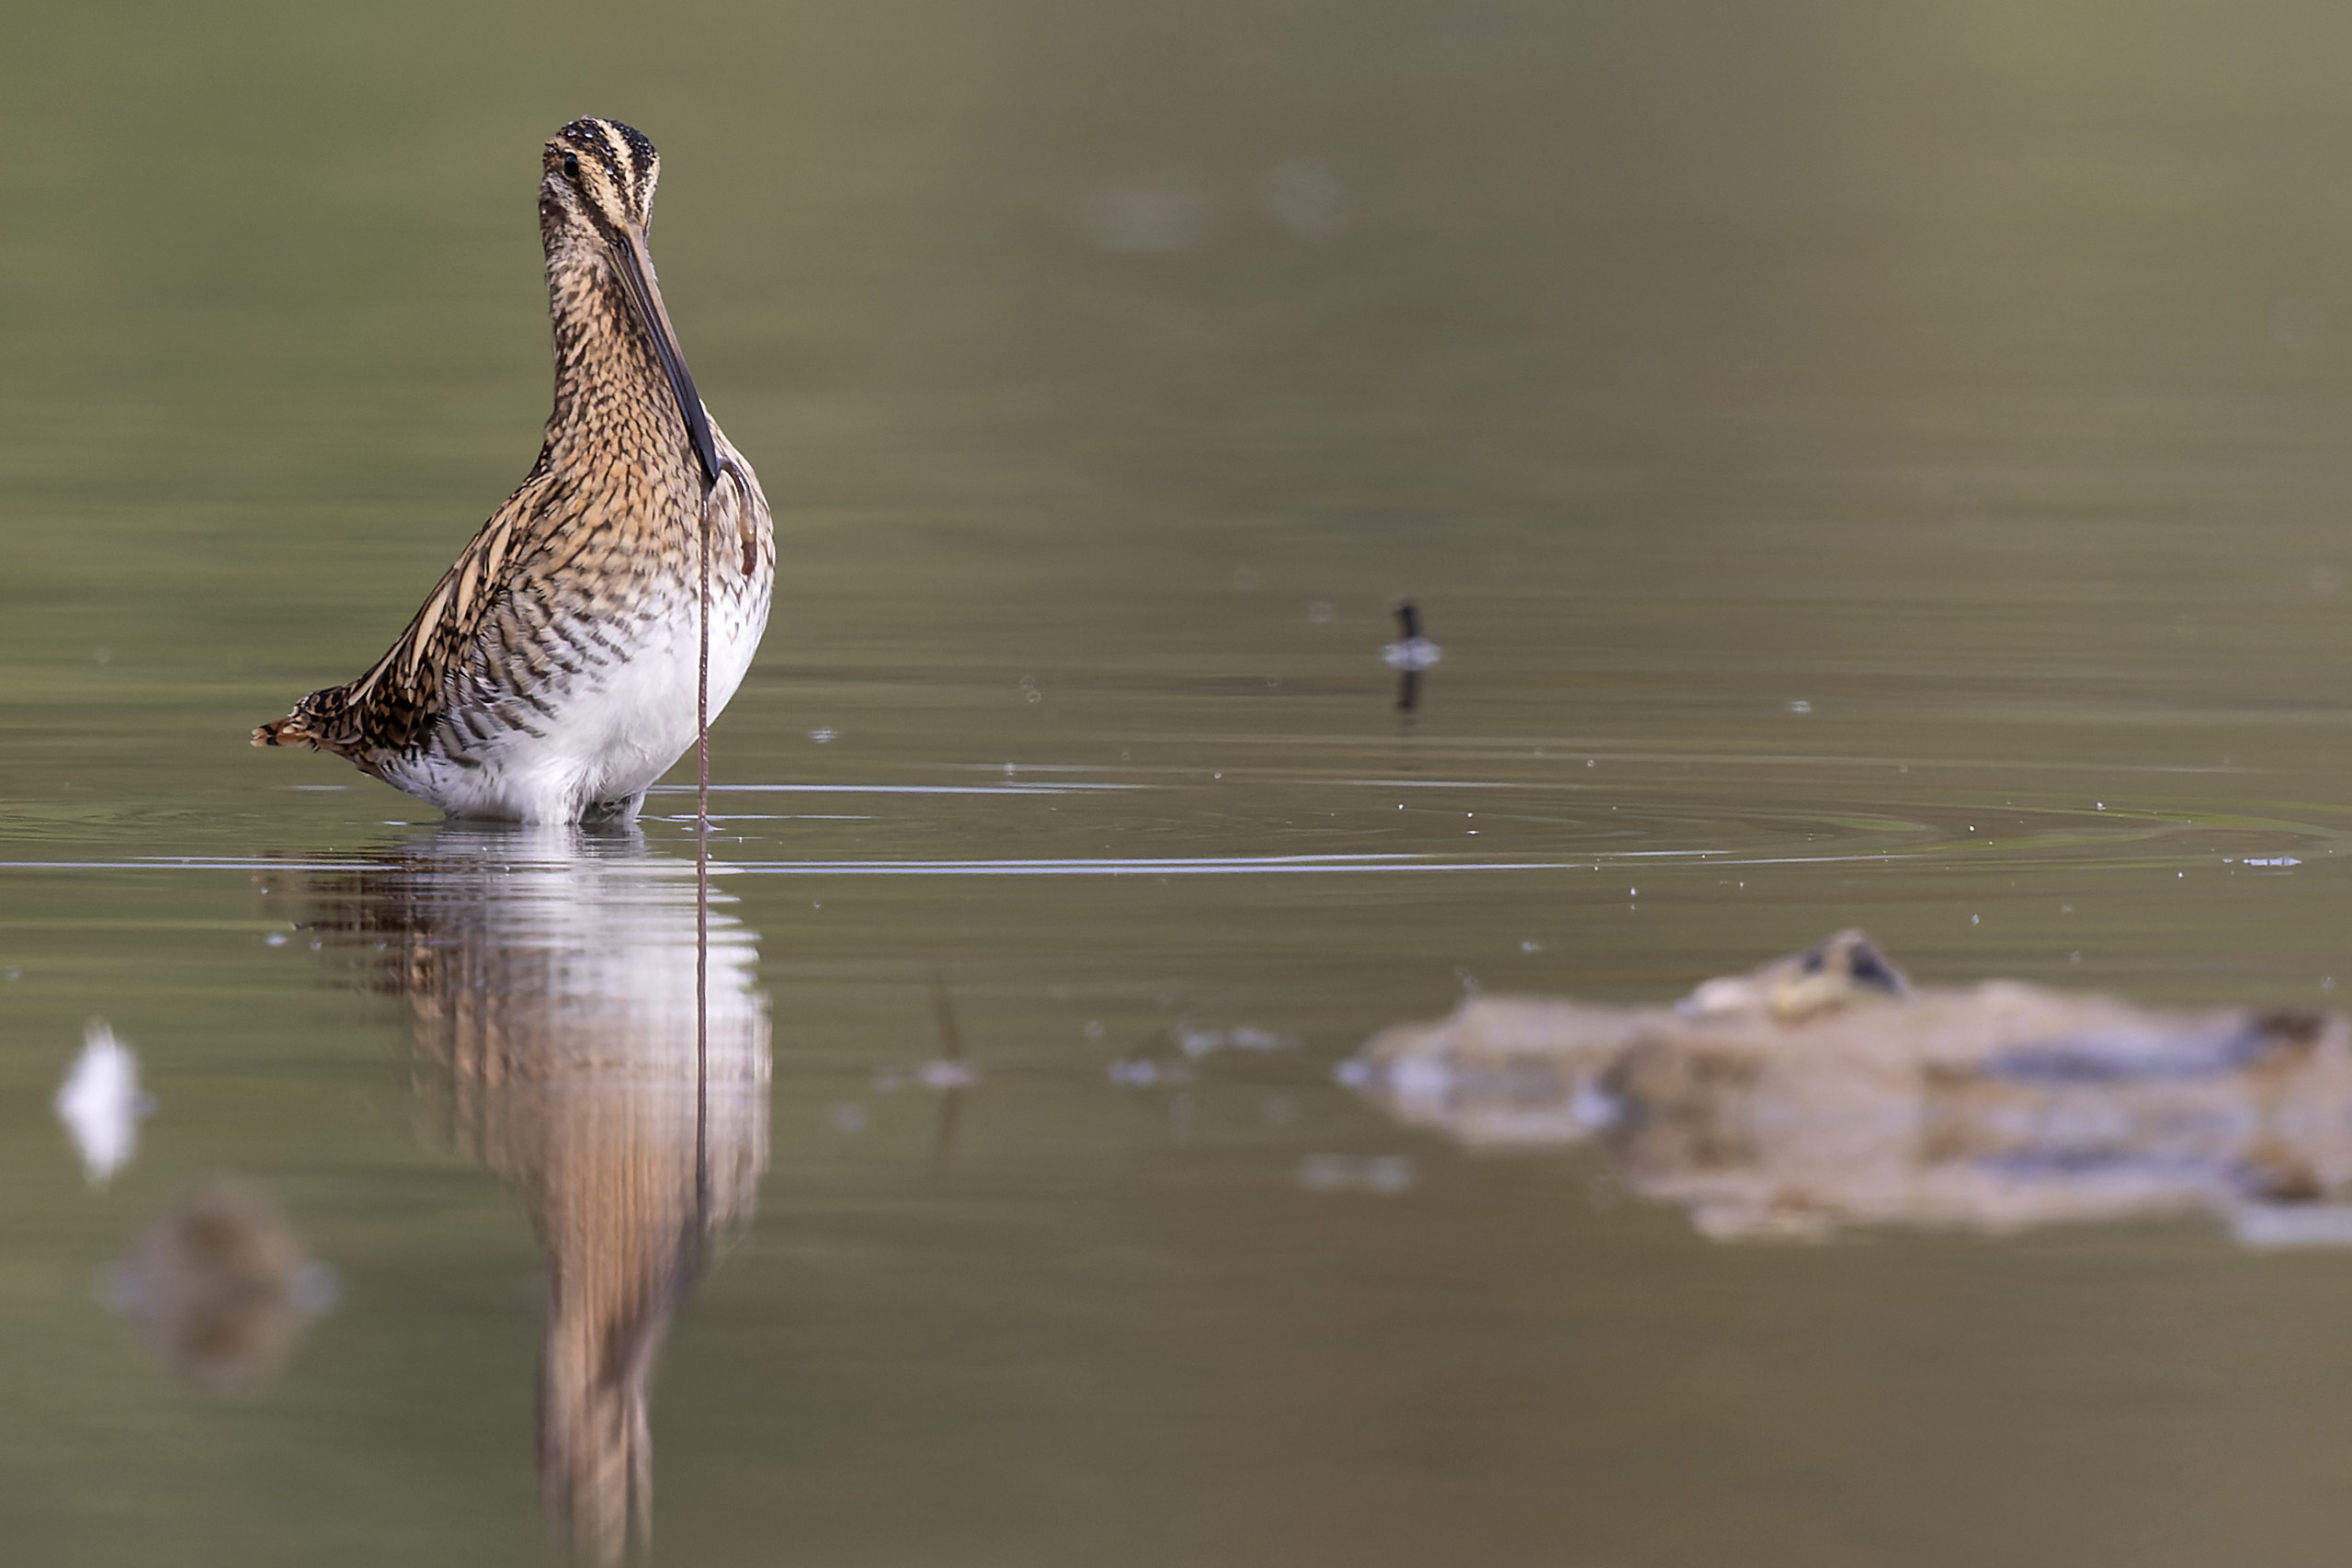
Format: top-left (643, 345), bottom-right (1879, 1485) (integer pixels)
top-left (55, 1019), bottom-right (148, 1187)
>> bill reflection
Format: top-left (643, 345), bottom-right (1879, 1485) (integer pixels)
top-left (283, 827), bottom-right (770, 1562)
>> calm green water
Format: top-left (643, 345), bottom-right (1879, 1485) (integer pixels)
top-left (13, 2), bottom-right (2352, 1562)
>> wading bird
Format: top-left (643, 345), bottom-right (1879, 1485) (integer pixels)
top-left (255, 118), bottom-right (772, 824)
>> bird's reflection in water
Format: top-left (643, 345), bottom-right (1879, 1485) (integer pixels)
top-left (284, 825), bottom-right (769, 1564)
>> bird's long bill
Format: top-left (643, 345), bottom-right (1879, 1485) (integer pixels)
top-left (609, 225), bottom-right (722, 490)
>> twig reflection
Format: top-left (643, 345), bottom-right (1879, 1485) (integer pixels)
top-left (926, 976), bottom-right (970, 1178)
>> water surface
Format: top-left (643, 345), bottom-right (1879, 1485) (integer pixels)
top-left (11, 3), bottom-right (2352, 1563)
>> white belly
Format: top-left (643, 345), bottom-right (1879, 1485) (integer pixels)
top-left (385, 586), bottom-right (768, 824)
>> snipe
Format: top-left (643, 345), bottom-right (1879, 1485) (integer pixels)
top-left (255, 118), bottom-right (773, 824)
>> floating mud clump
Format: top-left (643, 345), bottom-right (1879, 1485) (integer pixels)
top-left (1349, 931), bottom-right (2352, 1243)
top-left (104, 1178), bottom-right (337, 1392)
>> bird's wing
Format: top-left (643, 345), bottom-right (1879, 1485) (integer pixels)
top-left (260, 457), bottom-right (563, 758)
top-left (360, 466), bottom-right (561, 736)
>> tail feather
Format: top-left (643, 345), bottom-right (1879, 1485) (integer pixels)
top-left (251, 714), bottom-right (317, 749)
top-left (252, 685), bottom-right (358, 755)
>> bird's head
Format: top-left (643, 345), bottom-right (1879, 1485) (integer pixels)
top-left (540, 116), bottom-right (661, 240)
top-left (537, 117), bottom-right (719, 488)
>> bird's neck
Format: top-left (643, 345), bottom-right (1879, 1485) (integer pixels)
top-left (542, 239), bottom-right (695, 484)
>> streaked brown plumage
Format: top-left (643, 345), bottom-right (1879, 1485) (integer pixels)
top-left (255, 118), bottom-right (773, 824)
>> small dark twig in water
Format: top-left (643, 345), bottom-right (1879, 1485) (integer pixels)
top-left (1383, 599), bottom-right (1443, 711)
top-left (929, 974), bottom-right (967, 1063)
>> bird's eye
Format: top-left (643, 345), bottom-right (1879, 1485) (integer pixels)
top-left (562, 153), bottom-right (580, 177)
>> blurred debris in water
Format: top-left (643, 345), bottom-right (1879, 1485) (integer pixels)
top-left (1108, 1058), bottom-right (1185, 1088)
top-left (1173, 1022), bottom-right (1297, 1060)
top-left (1297, 1153), bottom-right (1416, 1195)
top-left (1106, 1018), bottom-right (1296, 1092)
top-left (1349, 931), bottom-right (2352, 1244)
top-left (1259, 157), bottom-right (1346, 240)
top-left (1079, 187), bottom-right (1209, 254)
top-left (54, 1019), bottom-right (150, 1187)
top-left (102, 1179), bottom-right (336, 1393)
